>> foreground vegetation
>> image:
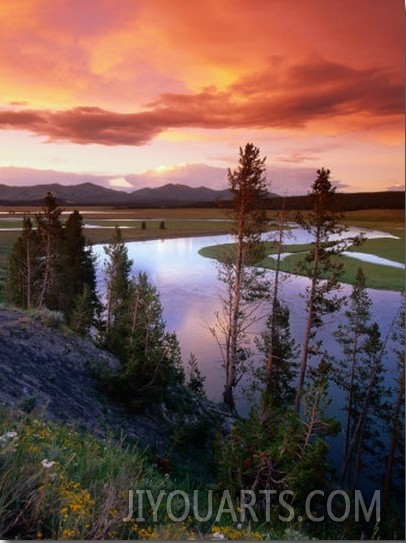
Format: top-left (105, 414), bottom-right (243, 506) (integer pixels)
top-left (5, 406), bottom-right (368, 540)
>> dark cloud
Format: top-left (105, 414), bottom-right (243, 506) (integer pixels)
top-left (0, 58), bottom-right (402, 146)
top-left (0, 107), bottom-right (163, 146)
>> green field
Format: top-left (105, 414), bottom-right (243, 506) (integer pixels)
top-left (0, 206), bottom-right (404, 291)
top-left (198, 209), bottom-right (405, 291)
top-left (0, 207), bottom-right (235, 269)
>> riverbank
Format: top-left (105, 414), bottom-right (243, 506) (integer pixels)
top-left (0, 207), bottom-right (403, 286)
top-left (198, 216), bottom-right (405, 291)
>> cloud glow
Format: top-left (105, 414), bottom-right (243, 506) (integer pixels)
top-left (0, 0), bottom-right (403, 194)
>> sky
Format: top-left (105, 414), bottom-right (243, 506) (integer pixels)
top-left (0, 0), bottom-right (404, 195)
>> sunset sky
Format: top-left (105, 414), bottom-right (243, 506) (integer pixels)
top-left (0, 0), bottom-right (403, 195)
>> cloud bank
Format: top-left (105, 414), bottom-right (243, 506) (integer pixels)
top-left (0, 58), bottom-right (402, 147)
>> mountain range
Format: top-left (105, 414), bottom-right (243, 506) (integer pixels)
top-left (0, 182), bottom-right (237, 206)
top-left (0, 182), bottom-right (403, 210)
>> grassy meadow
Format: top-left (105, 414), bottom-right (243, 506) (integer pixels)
top-left (0, 206), bottom-right (403, 291)
top-left (0, 207), bottom-right (234, 270)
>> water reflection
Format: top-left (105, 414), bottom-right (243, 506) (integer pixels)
top-left (93, 231), bottom-right (402, 406)
top-left (93, 232), bottom-right (403, 500)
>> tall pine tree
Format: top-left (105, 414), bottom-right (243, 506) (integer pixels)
top-left (334, 268), bottom-right (388, 490)
top-left (6, 216), bottom-right (39, 309)
top-left (101, 226), bottom-right (133, 357)
top-left (35, 193), bottom-right (64, 309)
top-left (211, 143), bottom-right (269, 414)
top-left (59, 210), bottom-right (98, 325)
top-left (294, 168), bottom-right (361, 412)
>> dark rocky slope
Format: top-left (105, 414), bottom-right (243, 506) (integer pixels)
top-left (0, 309), bottom-right (226, 451)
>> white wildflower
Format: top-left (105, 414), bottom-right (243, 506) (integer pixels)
top-left (41, 458), bottom-right (56, 469)
top-left (212, 532), bottom-right (225, 540)
top-left (0, 431), bottom-right (18, 443)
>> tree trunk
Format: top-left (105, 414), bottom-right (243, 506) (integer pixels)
top-left (25, 231), bottom-right (31, 308)
top-left (294, 225), bottom-right (320, 413)
top-left (342, 333), bottom-right (360, 481)
top-left (37, 231), bottom-right (52, 309)
top-left (224, 226), bottom-right (244, 414)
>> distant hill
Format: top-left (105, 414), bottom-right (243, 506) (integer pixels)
top-left (0, 182), bottom-right (235, 207)
top-left (264, 191), bottom-right (405, 211)
top-left (0, 181), bottom-right (403, 210)
top-left (129, 183), bottom-right (234, 206)
top-left (0, 182), bottom-right (128, 205)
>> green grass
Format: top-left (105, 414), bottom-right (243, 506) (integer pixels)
top-left (199, 238), bottom-right (405, 291)
top-left (350, 237), bottom-right (404, 263)
top-left (0, 407), bottom-right (285, 540)
top-left (0, 207), bottom-right (403, 289)
top-left (0, 217), bottom-right (233, 269)
top-left (0, 407), bottom-right (170, 539)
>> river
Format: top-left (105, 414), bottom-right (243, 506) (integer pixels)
top-left (92, 227), bottom-right (403, 407)
top-left (92, 228), bottom-right (403, 498)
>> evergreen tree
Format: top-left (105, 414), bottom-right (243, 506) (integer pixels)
top-left (382, 295), bottom-right (405, 510)
top-left (211, 143), bottom-right (269, 414)
top-left (35, 193), bottom-right (64, 309)
top-left (294, 168), bottom-right (361, 412)
top-left (6, 217), bottom-right (39, 308)
top-left (216, 368), bottom-right (338, 522)
top-left (333, 268), bottom-right (372, 483)
top-left (344, 322), bottom-right (386, 491)
top-left (102, 226), bottom-right (133, 357)
top-left (6, 198), bottom-right (99, 330)
top-left (261, 201), bottom-right (293, 406)
top-left (122, 272), bottom-right (184, 403)
top-left (301, 360), bottom-right (340, 449)
top-left (59, 210), bottom-right (99, 324)
top-left (334, 273), bottom-right (388, 490)
top-left (186, 353), bottom-right (206, 397)
top-left (255, 298), bottom-right (299, 411)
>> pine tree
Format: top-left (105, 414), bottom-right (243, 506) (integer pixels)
top-left (345, 322), bottom-right (387, 491)
top-left (186, 353), bottom-right (206, 397)
top-left (382, 296), bottom-right (405, 510)
top-left (256, 298), bottom-right (298, 411)
top-left (102, 226), bottom-right (132, 357)
top-left (69, 283), bottom-right (96, 337)
top-left (123, 272), bottom-right (184, 401)
top-left (6, 196), bottom-right (99, 329)
top-left (211, 143), bottom-right (269, 414)
top-left (294, 168), bottom-right (360, 412)
top-left (301, 360), bottom-right (340, 449)
top-left (59, 210), bottom-right (99, 323)
top-left (35, 193), bottom-right (64, 309)
top-left (333, 268), bottom-right (373, 483)
top-left (6, 216), bottom-right (39, 308)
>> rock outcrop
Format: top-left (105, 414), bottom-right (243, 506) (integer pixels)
top-left (0, 309), bottom-right (170, 448)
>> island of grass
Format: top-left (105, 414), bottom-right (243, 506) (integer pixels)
top-left (199, 233), bottom-right (405, 292)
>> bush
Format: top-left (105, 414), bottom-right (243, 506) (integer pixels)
top-left (35, 308), bottom-right (65, 328)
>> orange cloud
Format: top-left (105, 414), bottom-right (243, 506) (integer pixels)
top-left (0, 56), bottom-right (402, 146)
top-left (0, 0), bottom-right (402, 112)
